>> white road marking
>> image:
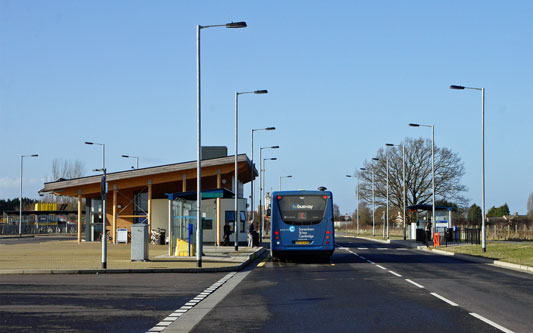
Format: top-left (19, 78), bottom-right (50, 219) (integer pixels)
top-left (357, 247), bottom-right (368, 250)
top-left (469, 313), bottom-right (515, 333)
top-left (366, 260), bottom-right (375, 264)
top-left (147, 272), bottom-right (237, 332)
top-left (430, 292), bottom-right (459, 306)
top-left (157, 322), bottom-right (173, 326)
top-left (388, 270), bottom-right (402, 277)
top-left (376, 264), bottom-right (387, 270)
top-left (405, 279), bottom-right (425, 288)
top-left (377, 248), bottom-right (388, 250)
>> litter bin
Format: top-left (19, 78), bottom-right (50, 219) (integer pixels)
top-left (131, 223), bottom-right (149, 261)
top-left (159, 229), bottom-right (166, 245)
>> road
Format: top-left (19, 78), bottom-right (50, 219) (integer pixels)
top-left (0, 272), bottom-right (226, 332)
top-left (186, 236), bottom-right (531, 332)
top-left (1, 236), bottom-right (531, 332)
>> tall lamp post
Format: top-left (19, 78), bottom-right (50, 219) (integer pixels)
top-left (372, 157), bottom-right (379, 236)
top-left (85, 141), bottom-right (107, 269)
top-left (196, 21), bottom-right (246, 267)
top-left (279, 175), bottom-right (292, 190)
top-left (402, 143), bottom-right (407, 240)
top-left (251, 127), bottom-right (275, 236)
top-left (409, 123), bottom-right (435, 239)
top-left (121, 155), bottom-right (139, 169)
top-left (450, 84), bottom-right (486, 252)
top-left (19, 154), bottom-right (38, 236)
top-left (259, 146), bottom-right (279, 240)
top-left (262, 157), bottom-right (277, 239)
top-left (385, 143), bottom-right (395, 239)
top-left (358, 168), bottom-right (366, 235)
top-left (234, 90), bottom-right (268, 251)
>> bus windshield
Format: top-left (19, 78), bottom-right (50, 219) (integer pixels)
top-left (277, 195), bottom-right (327, 225)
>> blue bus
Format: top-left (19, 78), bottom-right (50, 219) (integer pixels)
top-left (270, 189), bottom-right (335, 259)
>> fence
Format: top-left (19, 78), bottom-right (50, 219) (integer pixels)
top-left (1, 213), bottom-right (80, 235)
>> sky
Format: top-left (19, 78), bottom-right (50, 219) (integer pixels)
top-left (1, 1), bottom-right (532, 215)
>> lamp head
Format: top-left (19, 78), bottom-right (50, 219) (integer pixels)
top-left (386, 143), bottom-right (394, 147)
top-left (121, 155), bottom-right (129, 158)
top-left (31, 154), bottom-right (39, 157)
top-left (287, 175), bottom-right (292, 178)
top-left (450, 85), bottom-right (465, 90)
top-left (226, 21), bottom-right (247, 28)
top-left (360, 167), bottom-right (366, 171)
top-left (266, 127), bottom-right (276, 130)
top-left (409, 123), bottom-right (420, 127)
top-left (346, 175), bottom-right (352, 178)
top-left (272, 146), bottom-right (279, 149)
top-left (271, 158), bottom-right (277, 160)
top-left (372, 158), bottom-right (379, 161)
top-left (85, 141), bottom-right (93, 145)
top-left (254, 90), bottom-right (268, 94)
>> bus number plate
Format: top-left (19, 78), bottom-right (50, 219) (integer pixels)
top-left (295, 240), bottom-right (310, 245)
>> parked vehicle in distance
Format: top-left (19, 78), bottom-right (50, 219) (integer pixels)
top-left (270, 188), bottom-right (335, 260)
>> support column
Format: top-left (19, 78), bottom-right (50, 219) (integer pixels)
top-left (112, 185), bottom-right (117, 244)
top-left (77, 190), bottom-right (82, 243)
top-left (168, 199), bottom-right (172, 256)
top-left (216, 169), bottom-right (221, 246)
top-left (148, 180), bottom-right (152, 235)
top-left (182, 174), bottom-right (187, 192)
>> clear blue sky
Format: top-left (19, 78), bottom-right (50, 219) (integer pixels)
top-left (1, 1), bottom-right (532, 215)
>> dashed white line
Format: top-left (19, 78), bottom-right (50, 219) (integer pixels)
top-left (405, 279), bottom-right (425, 288)
top-left (366, 260), bottom-right (375, 264)
top-left (469, 313), bottom-right (515, 333)
top-left (377, 248), bottom-right (388, 250)
top-left (357, 247), bottom-right (368, 250)
top-left (376, 264), bottom-right (387, 270)
top-left (430, 292), bottom-right (459, 306)
top-left (388, 270), bottom-right (402, 277)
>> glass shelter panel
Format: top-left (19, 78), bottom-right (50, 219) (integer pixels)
top-left (171, 198), bottom-right (197, 255)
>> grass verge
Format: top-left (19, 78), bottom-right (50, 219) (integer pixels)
top-left (438, 241), bottom-right (533, 267)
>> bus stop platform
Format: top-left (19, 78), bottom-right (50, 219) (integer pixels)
top-left (0, 237), bottom-right (265, 274)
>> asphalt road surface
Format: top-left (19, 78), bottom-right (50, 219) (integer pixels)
top-left (1, 236), bottom-right (531, 332)
top-left (0, 272), bottom-right (226, 332)
top-left (189, 236), bottom-right (531, 332)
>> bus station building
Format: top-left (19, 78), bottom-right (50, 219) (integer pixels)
top-left (40, 150), bottom-right (257, 255)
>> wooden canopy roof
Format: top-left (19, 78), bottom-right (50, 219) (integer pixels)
top-left (40, 154), bottom-right (257, 199)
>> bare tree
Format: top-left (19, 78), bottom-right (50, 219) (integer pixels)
top-left (527, 192), bottom-right (533, 217)
top-left (42, 159), bottom-right (86, 209)
top-left (357, 137), bottom-right (468, 217)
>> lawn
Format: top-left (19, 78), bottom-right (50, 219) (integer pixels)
top-left (439, 241), bottom-right (533, 267)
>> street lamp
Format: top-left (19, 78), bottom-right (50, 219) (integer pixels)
top-left (372, 157), bottom-right (379, 236)
top-left (262, 157), bottom-right (277, 240)
top-left (385, 143), bottom-right (394, 239)
top-left (259, 146), bottom-right (278, 240)
top-left (19, 154), bottom-right (38, 236)
top-left (85, 141), bottom-right (107, 269)
top-left (450, 84), bottom-right (486, 252)
top-left (234, 90), bottom-right (268, 251)
top-left (261, 157), bottom-right (277, 237)
top-left (121, 155), bottom-right (139, 169)
top-left (196, 21), bottom-right (246, 267)
top-left (250, 127), bottom-right (275, 239)
top-left (358, 168), bottom-right (366, 235)
top-left (409, 123), bottom-right (435, 240)
top-left (279, 175), bottom-right (292, 191)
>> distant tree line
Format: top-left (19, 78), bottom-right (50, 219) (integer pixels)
top-left (0, 198), bottom-right (38, 212)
